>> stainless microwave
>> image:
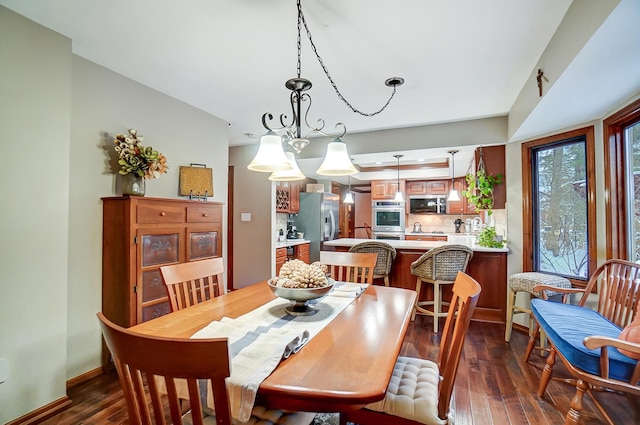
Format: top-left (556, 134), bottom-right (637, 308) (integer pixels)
top-left (409, 195), bottom-right (447, 214)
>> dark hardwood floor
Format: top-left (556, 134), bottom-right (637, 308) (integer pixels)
top-left (42, 317), bottom-right (636, 425)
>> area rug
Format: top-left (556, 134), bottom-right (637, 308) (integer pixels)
top-left (313, 412), bottom-right (339, 424)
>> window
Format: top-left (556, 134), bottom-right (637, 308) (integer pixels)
top-left (522, 127), bottom-right (596, 286)
top-left (605, 99), bottom-right (640, 262)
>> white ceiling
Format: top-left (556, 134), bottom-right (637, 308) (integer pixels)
top-left (2, 0), bottom-right (639, 183)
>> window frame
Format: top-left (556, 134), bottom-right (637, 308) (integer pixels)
top-left (604, 98), bottom-right (640, 260)
top-left (521, 126), bottom-right (597, 288)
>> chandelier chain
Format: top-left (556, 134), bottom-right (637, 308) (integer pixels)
top-left (296, 0), bottom-right (398, 117)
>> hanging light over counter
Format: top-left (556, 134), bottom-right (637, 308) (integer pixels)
top-left (447, 150), bottom-right (461, 202)
top-left (393, 154), bottom-right (404, 202)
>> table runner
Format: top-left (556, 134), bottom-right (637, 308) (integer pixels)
top-left (188, 282), bottom-right (368, 422)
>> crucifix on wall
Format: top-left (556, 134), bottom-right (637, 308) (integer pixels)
top-left (536, 69), bottom-right (548, 97)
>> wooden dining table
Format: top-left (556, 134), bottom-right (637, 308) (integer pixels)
top-left (130, 280), bottom-right (417, 413)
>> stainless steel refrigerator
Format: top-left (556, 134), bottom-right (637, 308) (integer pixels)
top-left (293, 192), bottom-right (340, 262)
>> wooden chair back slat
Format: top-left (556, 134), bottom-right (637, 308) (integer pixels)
top-left (97, 312), bottom-right (233, 425)
top-left (319, 251), bottom-right (377, 283)
top-left (160, 258), bottom-right (224, 312)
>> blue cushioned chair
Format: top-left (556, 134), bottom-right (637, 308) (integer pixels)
top-left (524, 259), bottom-right (640, 425)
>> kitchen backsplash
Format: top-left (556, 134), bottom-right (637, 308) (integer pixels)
top-left (408, 209), bottom-right (507, 238)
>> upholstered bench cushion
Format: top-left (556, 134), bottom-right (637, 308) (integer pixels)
top-left (183, 406), bottom-right (316, 425)
top-left (366, 356), bottom-right (447, 425)
top-left (531, 299), bottom-right (638, 382)
top-left (509, 272), bottom-right (571, 297)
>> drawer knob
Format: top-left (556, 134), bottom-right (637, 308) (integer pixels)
top-left (202, 213), bottom-right (209, 217)
top-left (160, 212), bottom-right (166, 216)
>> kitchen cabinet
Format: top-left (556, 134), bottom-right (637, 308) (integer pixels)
top-left (405, 235), bottom-right (448, 241)
top-left (276, 181), bottom-right (301, 213)
top-left (275, 247), bottom-right (287, 275)
top-left (406, 181), bottom-right (427, 195)
top-left (275, 242), bottom-right (310, 275)
top-left (295, 243), bottom-right (310, 263)
top-left (406, 180), bottom-right (448, 196)
top-left (102, 196), bottom-right (223, 330)
top-left (474, 145), bottom-right (506, 209)
top-left (371, 179), bottom-right (405, 200)
top-left (426, 180), bottom-right (449, 195)
top-left (289, 181), bottom-right (300, 213)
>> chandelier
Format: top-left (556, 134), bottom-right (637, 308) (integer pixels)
top-left (248, 0), bottom-right (404, 179)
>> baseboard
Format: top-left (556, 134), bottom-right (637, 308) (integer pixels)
top-left (6, 367), bottom-right (105, 424)
top-left (67, 366), bottom-right (103, 389)
top-left (4, 396), bottom-right (71, 425)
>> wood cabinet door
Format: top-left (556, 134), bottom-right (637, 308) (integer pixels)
top-left (296, 243), bottom-right (310, 264)
top-left (475, 145), bottom-right (506, 209)
top-left (371, 181), bottom-right (389, 199)
top-left (406, 181), bottom-right (427, 195)
top-left (289, 181), bottom-right (300, 213)
top-left (137, 227), bottom-right (184, 324)
top-left (275, 247), bottom-right (287, 275)
top-left (426, 180), bottom-right (449, 195)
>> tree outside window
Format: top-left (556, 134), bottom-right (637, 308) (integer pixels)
top-left (532, 139), bottom-right (588, 278)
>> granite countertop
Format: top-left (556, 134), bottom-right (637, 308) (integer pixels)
top-left (275, 239), bottom-right (310, 249)
top-left (324, 238), bottom-right (509, 253)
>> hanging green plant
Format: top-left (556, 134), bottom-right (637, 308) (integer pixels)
top-left (476, 226), bottom-right (506, 248)
top-left (463, 168), bottom-right (503, 215)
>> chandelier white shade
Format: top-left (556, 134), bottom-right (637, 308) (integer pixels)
top-left (316, 138), bottom-right (358, 176)
top-left (269, 152), bottom-right (305, 181)
top-left (247, 131), bottom-right (292, 172)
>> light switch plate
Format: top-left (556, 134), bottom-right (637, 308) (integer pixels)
top-left (240, 212), bottom-right (251, 222)
top-left (0, 358), bottom-right (8, 384)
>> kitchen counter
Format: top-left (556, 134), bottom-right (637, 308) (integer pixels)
top-left (324, 238), bottom-right (508, 323)
top-left (275, 239), bottom-right (310, 249)
top-left (324, 237), bottom-right (509, 253)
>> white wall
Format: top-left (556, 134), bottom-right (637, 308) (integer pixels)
top-left (67, 56), bottom-right (229, 380)
top-left (0, 6), bottom-right (71, 422)
top-left (0, 7), bottom-right (229, 423)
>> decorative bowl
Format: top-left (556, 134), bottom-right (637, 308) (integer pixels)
top-left (268, 277), bottom-right (335, 316)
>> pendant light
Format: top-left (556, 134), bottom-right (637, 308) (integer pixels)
top-left (393, 154), bottom-right (404, 202)
top-left (268, 151), bottom-right (305, 181)
top-left (343, 175), bottom-right (354, 204)
top-left (447, 150), bottom-right (461, 202)
top-left (248, 0), bottom-right (403, 177)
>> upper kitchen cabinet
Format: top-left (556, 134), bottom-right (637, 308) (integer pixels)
top-left (406, 180), bottom-right (449, 196)
top-left (371, 179), bottom-right (405, 200)
top-left (275, 181), bottom-right (301, 213)
top-left (474, 145), bottom-right (506, 210)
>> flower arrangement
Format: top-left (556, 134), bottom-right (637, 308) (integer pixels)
top-left (114, 129), bottom-right (168, 179)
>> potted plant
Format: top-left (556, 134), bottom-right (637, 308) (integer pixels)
top-left (463, 168), bottom-right (503, 215)
top-left (476, 226), bottom-right (506, 248)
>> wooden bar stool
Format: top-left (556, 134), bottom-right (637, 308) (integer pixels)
top-left (504, 272), bottom-right (571, 345)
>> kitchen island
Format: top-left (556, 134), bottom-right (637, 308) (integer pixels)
top-left (324, 238), bottom-right (508, 324)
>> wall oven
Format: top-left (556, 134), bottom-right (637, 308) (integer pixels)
top-left (372, 231), bottom-right (405, 240)
top-left (372, 200), bottom-right (405, 233)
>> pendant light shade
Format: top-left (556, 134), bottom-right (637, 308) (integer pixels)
top-left (247, 131), bottom-right (292, 172)
top-left (393, 154), bottom-right (404, 202)
top-left (316, 138), bottom-right (358, 176)
top-left (447, 150), bottom-right (461, 202)
top-left (343, 175), bottom-right (354, 204)
top-left (269, 152), bottom-right (305, 181)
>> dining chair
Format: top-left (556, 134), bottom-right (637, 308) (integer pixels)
top-left (410, 244), bottom-right (473, 333)
top-left (319, 251), bottom-right (377, 284)
top-left (348, 241), bottom-right (397, 286)
top-left (160, 257), bottom-right (224, 312)
top-left (97, 312), bottom-right (316, 425)
top-left (339, 272), bottom-right (481, 425)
